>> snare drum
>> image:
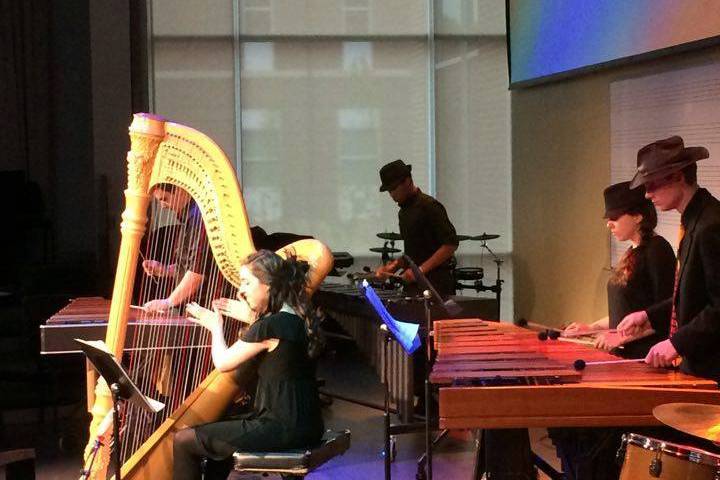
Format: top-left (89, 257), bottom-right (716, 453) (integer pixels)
top-left (454, 267), bottom-right (484, 281)
top-left (619, 433), bottom-right (720, 480)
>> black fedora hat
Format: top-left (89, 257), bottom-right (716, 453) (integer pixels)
top-left (603, 181), bottom-right (651, 219)
top-left (630, 135), bottom-right (709, 188)
top-left (379, 159), bottom-right (412, 192)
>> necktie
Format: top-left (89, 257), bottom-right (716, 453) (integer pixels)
top-left (669, 224), bottom-right (686, 337)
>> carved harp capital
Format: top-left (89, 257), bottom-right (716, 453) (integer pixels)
top-left (127, 113), bottom-right (167, 193)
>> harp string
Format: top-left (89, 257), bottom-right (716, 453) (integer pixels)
top-left (119, 177), bottom-right (245, 461)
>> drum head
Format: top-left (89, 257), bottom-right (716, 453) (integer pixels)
top-left (454, 267), bottom-right (484, 281)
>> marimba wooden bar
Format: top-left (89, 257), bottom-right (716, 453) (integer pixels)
top-left (431, 319), bottom-right (720, 430)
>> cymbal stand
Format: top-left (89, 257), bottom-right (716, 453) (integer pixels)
top-left (382, 239), bottom-right (396, 264)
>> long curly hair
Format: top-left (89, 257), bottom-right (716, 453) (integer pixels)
top-left (609, 201), bottom-right (657, 286)
top-left (242, 248), bottom-right (311, 319)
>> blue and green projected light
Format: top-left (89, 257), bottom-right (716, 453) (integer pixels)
top-left (508, 0), bottom-right (720, 86)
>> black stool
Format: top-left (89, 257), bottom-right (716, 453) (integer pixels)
top-left (233, 429), bottom-right (350, 479)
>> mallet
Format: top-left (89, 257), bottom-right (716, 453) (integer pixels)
top-left (573, 358), bottom-right (644, 371)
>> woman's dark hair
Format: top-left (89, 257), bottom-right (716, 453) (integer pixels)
top-left (242, 249), bottom-right (311, 318)
top-left (609, 200), bottom-right (657, 286)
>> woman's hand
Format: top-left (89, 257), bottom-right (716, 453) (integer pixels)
top-left (594, 331), bottom-right (626, 351)
top-left (212, 297), bottom-right (257, 324)
top-left (563, 322), bottom-right (593, 335)
top-left (186, 302), bottom-right (223, 331)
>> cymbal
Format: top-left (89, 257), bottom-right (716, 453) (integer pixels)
top-left (473, 233), bottom-right (500, 241)
top-left (376, 232), bottom-right (402, 241)
top-left (370, 246), bottom-right (401, 254)
top-left (456, 234), bottom-right (474, 241)
top-left (653, 403), bottom-right (720, 442)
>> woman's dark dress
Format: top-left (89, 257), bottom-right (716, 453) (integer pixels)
top-left (607, 235), bottom-right (675, 358)
top-left (550, 235), bottom-right (676, 480)
top-left (195, 311), bottom-right (324, 459)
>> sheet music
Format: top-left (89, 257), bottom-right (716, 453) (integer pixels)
top-left (610, 62), bottom-right (720, 265)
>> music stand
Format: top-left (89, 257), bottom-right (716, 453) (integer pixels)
top-left (75, 339), bottom-right (164, 480)
top-left (361, 281), bottom-right (421, 480)
top-left (402, 255), bottom-right (463, 480)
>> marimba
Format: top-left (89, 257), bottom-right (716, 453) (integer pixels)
top-left (40, 297), bottom-right (207, 355)
top-left (431, 319), bottom-right (720, 430)
top-left (41, 297), bottom-right (216, 411)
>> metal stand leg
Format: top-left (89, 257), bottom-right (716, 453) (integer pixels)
top-left (110, 383), bottom-right (123, 480)
top-left (423, 292), bottom-right (433, 480)
top-left (383, 331), bottom-right (392, 480)
top-left (472, 430), bottom-right (485, 480)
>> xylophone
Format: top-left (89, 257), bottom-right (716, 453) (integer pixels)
top-left (40, 297), bottom-right (208, 354)
top-left (431, 319), bottom-right (720, 430)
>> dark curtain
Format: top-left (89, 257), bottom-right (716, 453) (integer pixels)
top-left (0, 0), bottom-right (51, 286)
top-left (0, 0), bottom-right (50, 181)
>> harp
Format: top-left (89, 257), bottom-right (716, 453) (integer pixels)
top-left (82, 113), bottom-right (333, 479)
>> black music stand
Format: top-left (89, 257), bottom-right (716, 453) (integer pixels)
top-left (401, 255), bottom-right (462, 480)
top-left (361, 281), bottom-right (422, 480)
top-left (75, 339), bottom-right (164, 480)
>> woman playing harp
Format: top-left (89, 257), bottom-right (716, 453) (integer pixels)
top-left (175, 249), bottom-right (324, 479)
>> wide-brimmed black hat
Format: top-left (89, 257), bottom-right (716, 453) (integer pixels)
top-left (630, 135), bottom-right (709, 188)
top-left (603, 181), bottom-right (651, 219)
top-left (379, 159), bottom-right (412, 192)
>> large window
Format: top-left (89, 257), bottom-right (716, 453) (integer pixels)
top-left (150, 0), bottom-right (512, 316)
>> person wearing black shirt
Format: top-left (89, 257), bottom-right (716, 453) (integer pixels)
top-left (565, 181), bottom-right (675, 359)
top-left (142, 184), bottom-right (215, 312)
top-left (552, 181), bottom-right (676, 480)
top-left (618, 135), bottom-right (720, 381)
top-left (174, 250), bottom-right (323, 480)
top-left (375, 159), bottom-right (459, 297)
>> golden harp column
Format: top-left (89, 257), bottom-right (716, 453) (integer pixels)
top-left (84, 113), bottom-right (166, 470)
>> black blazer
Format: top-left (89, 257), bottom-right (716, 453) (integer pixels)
top-left (647, 188), bottom-right (720, 381)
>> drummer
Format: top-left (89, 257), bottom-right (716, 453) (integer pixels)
top-left (564, 181), bottom-right (676, 358)
top-left (374, 159), bottom-right (459, 298)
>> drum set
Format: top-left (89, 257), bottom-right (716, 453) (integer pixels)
top-left (618, 403), bottom-right (720, 479)
top-left (369, 231), bottom-right (504, 318)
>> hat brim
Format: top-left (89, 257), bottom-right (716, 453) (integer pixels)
top-left (379, 178), bottom-right (407, 192)
top-left (629, 146), bottom-right (709, 189)
top-left (603, 207), bottom-right (628, 220)
top-left (603, 199), bottom-right (649, 219)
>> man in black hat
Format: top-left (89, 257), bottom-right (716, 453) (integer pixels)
top-left (375, 159), bottom-right (459, 297)
top-left (618, 135), bottom-right (720, 381)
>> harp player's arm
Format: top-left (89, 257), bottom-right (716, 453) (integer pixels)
top-left (186, 302), bottom-right (276, 372)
